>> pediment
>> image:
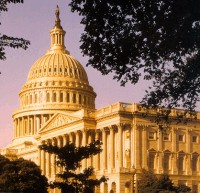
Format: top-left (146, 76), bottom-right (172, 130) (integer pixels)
top-left (39, 113), bottom-right (80, 133)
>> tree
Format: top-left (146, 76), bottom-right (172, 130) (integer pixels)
top-left (0, 0), bottom-right (30, 61)
top-left (40, 140), bottom-right (107, 193)
top-left (0, 155), bottom-right (48, 193)
top-left (138, 169), bottom-right (191, 193)
top-left (69, 0), bottom-right (200, 112)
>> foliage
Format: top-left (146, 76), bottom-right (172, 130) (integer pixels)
top-left (0, 155), bottom-right (48, 193)
top-left (0, 0), bottom-right (30, 61)
top-left (138, 169), bottom-right (191, 193)
top-left (40, 140), bottom-right (107, 193)
top-left (69, 0), bottom-right (200, 112)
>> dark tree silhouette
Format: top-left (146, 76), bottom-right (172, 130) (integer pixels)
top-left (138, 169), bottom-right (191, 193)
top-left (40, 140), bottom-right (107, 193)
top-left (0, 0), bottom-right (30, 61)
top-left (0, 155), bottom-right (48, 193)
top-left (69, 0), bottom-right (200, 112)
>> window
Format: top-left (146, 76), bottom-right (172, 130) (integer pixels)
top-left (67, 93), bottom-right (70, 102)
top-left (192, 156), bottom-right (198, 171)
top-left (178, 134), bottom-right (184, 142)
top-left (163, 133), bottom-right (170, 141)
top-left (178, 154), bottom-right (184, 173)
top-left (149, 132), bottom-right (155, 140)
top-left (46, 93), bottom-right (50, 102)
top-left (73, 93), bottom-right (76, 103)
top-left (30, 95), bottom-right (32, 104)
top-left (60, 93), bottom-right (63, 102)
top-left (192, 136), bottom-right (198, 143)
top-left (149, 152), bottom-right (156, 170)
top-left (79, 94), bottom-right (82, 104)
top-left (84, 96), bottom-right (86, 105)
top-left (53, 92), bottom-right (56, 102)
top-left (35, 94), bottom-right (37, 103)
top-left (163, 153), bottom-right (170, 171)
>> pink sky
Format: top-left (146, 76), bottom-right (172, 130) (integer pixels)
top-left (0, 0), bottom-right (149, 148)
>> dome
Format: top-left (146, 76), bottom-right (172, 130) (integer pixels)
top-left (13, 6), bottom-right (96, 118)
top-left (27, 52), bottom-right (89, 84)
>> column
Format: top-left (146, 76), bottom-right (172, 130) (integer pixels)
top-left (51, 139), bottom-right (56, 177)
top-left (157, 130), bottom-right (163, 173)
top-left (57, 136), bottom-right (62, 173)
top-left (57, 91), bottom-right (60, 102)
top-left (17, 118), bottom-right (20, 137)
top-left (41, 142), bottom-right (45, 175)
top-left (27, 116), bottom-right (30, 135)
top-left (63, 134), bottom-right (67, 146)
top-left (57, 136), bottom-right (62, 147)
top-left (88, 133), bottom-right (92, 167)
top-left (22, 117), bottom-right (25, 136)
top-left (82, 130), bottom-right (87, 169)
top-left (94, 131), bottom-right (100, 171)
top-left (46, 150), bottom-right (51, 177)
top-left (102, 128), bottom-right (107, 170)
top-left (142, 127), bottom-right (148, 169)
top-left (186, 129), bottom-right (192, 175)
top-left (76, 131), bottom-right (80, 147)
top-left (30, 116), bottom-right (33, 135)
top-left (36, 116), bottom-right (40, 132)
top-left (14, 119), bottom-right (17, 138)
top-left (135, 125), bottom-right (141, 169)
top-left (118, 124), bottom-right (123, 168)
top-left (110, 126), bottom-right (115, 170)
top-left (38, 146), bottom-right (41, 166)
top-left (172, 128), bottom-right (178, 174)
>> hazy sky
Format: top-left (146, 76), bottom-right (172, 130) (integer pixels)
top-left (0, 0), bottom-right (149, 148)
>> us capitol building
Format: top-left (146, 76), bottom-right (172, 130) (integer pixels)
top-left (1, 6), bottom-right (200, 193)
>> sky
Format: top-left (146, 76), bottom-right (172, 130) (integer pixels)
top-left (0, 0), bottom-right (149, 148)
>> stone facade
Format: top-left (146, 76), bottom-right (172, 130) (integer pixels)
top-left (1, 6), bottom-right (200, 193)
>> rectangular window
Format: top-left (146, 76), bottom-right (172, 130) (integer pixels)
top-left (178, 135), bottom-right (184, 142)
top-left (149, 132), bottom-right (155, 140)
top-left (67, 93), bottom-right (70, 102)
top-left (192, 136), bottom-right (197, 143)
top-left (73, 93), bottom-right (76, 103)
top-left (60, 93), bottom-right (63, 102)
top-left (79, 94), bottom-right (82, 104)
top-left (163, 154), bottom-right (170, 171)
top-left (163, 133), bottom-right (170, 141)
top-left (84, 96), bottom-right (86, 105)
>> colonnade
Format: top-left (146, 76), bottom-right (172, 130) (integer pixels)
top-left (14, 114), bottom-right (53, 138)
top-left (37, 124), bottom-right (132, 177)
top-left (137, 126), bottom-right (200, 176)
top-left (20, 90), bottom-right (94, 108)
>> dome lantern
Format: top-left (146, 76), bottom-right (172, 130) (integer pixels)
top-left (48, 5), bottom-right (69, 54)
